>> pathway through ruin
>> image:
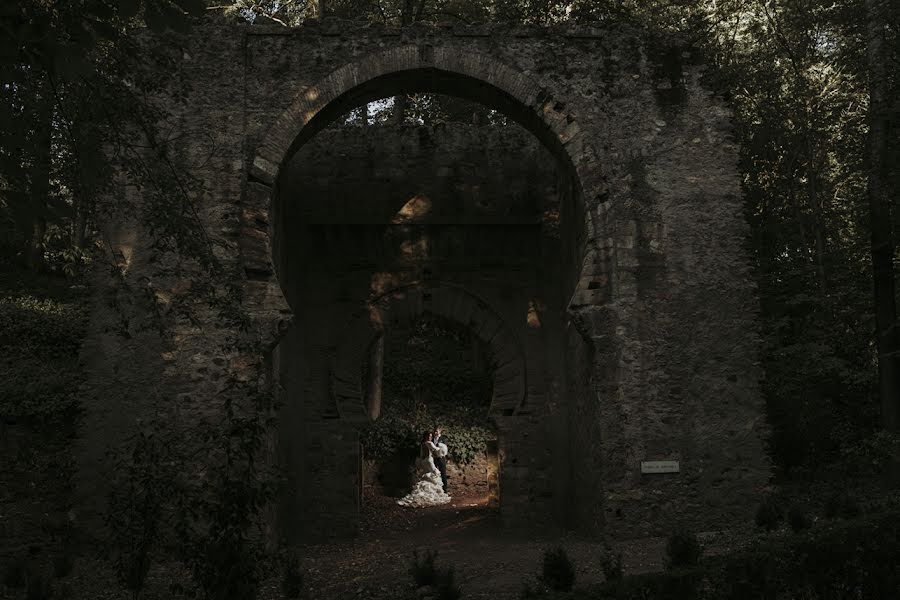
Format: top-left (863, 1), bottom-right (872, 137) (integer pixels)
top-left (296, 494), bottom-right (669, 599)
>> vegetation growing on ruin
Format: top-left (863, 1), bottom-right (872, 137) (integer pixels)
top-left (361, 315), bottom-right (495, 464)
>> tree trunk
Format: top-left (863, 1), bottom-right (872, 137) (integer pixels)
top-left (393, 94), bottom-right (408, 125)
top-left (359, 103), bottom-right (369, 127)
top-left (74, 206), bottom-right (88, 249)
top-left (27, 75), bottom-right (53, 273)
top-left (366, 334), bottom-right (385, 421)
top-left (401, 0), bottom-right (414, 25)
top-left (391, 0), bottom-right (418, 125)
top-left (806, 129), bottom-right (828, 296)
top-left (28, 218), bottom-right (46, 271)
top-left (865, 0), bottom-right (900, 431)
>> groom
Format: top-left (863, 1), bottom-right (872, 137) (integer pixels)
top-left (432, 426), bottom-right (448, 492)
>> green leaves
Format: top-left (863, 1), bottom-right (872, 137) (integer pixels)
top-left (361, 316), bottom-right (495, 463)
top-left (0, 279), bottom-right (89, 424)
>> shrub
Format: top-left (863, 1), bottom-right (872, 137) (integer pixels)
top-left (591, 511), bottom-right (900, 600)
top-left (360, 316), bottom-right (497, 465)
top-left (3, 554), bottom-right (27, 588)
top-left (58, 581), bottom-right (75, 599)
top-left (665, 529), bottom-right (702, 569)
top-left (755, 496), bottom-right (784, 531)
top-left (410, 549), bottom-right (439, 587)
top-left (0, 295), bottom-right (87, 356)
top-left (539, 546), bottom-right (575, 592)
top-left (281, 552), bottom-right (306, 599)
top-left (0, 359), bottom-right (82, 423)
top-left (838, 431), bottom-right (900, 477)
top-left (518, 581), bottom-right (550, 599)
top-left (435, 565), bottom-right (462, 600)
top-left (590, 570), bottom-right (701, 600)
top-left (787, 504), bottom-right (812, 532)
top-left (600, 545), bottom-right (623, 582)
top-left (106, 424), bottom-right (176, 599)
top-left (825, 491), bottom-right (860, 519)
top-left (25, 571), bottom-right (52, 600)
top-left (53, 551), bottom-right (75, 578)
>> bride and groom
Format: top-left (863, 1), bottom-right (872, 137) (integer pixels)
top-left (396, 427), bottom-right (452, 508)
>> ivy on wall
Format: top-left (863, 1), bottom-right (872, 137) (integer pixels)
top-left (359, 316), bottom-right (496, 464)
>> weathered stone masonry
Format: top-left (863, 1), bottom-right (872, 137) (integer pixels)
top-left (76, 18), bottom-right (770, 542)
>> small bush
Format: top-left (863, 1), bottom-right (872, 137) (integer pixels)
top-left (410, 549), bottom-right (439, 587)
top-left (665, 529), bottom-right (702, 569)
top-left (169, 582), bottom-right (199, 598)
top-left (518, 580), bottom-right (550, 599)
top-left (53, 551), bottom-right (75, 578)
top-left (787, 504), bottom-right (812, 532)
top-left (594, 569), bottom-right (703, 600)
top-left (825, 492), bottom-right (860, 519)
top-left (435, 565), bottom-right (462, 600)
top-left (600, 545), bottom-right (623, 582)
top-left (58, 581), bottom-right (75, 599)
top-left (25, 572), bottom-right (52, 600)
top-left (3, 554), bottom-right (27, 588)
top-left (539, 546), bottom-right (575, 592)
top-left (755, 496), bottom-right (784, 531)
top-left (281, 552), bottom-right (306, 599)
top-left (838, 431), bottom-right (900, 477)
top-left (595, 511), bottom-right (900, 599)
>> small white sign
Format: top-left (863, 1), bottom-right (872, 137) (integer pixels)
top-left (641, 460), bottom-right (680, 474)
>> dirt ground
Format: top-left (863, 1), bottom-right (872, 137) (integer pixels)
top-left (0, 489), bottom-right (753, 600)
top-left (295, 493), bottom-right (670, 599)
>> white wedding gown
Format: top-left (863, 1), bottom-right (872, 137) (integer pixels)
top-left (396, 442), bottom-right (451, 508)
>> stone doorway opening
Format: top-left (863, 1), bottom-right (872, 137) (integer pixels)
top-left (263, 59), bottom-right (594, 541)
top-left (360, 313), bottom-right (500, 508)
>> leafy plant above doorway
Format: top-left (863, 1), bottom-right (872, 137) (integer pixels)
top-left (360, 315), bottom-right (496, 464)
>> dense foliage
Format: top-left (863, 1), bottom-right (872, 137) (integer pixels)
top-left (1, 1), bottom-right (213, 274)
top-left (0, 265), bottom-right (88, 424)
top-left (571, 509), bottom-right (900, 600)
top-left (361, 316), bottom-right (495, 464)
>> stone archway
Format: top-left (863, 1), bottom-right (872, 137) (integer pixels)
top-left (76, 20), bottom-right (770, 544)
top-left (238, 45), bottom-right (609, 343)
top-left (248, 47), bottom-right (605, 540)
top-left (248, 45), bottom-right (597, 190)
top-left (331, 281), bottom-right (529, 421)
top-left (332, 282), bottom-right (526, 513)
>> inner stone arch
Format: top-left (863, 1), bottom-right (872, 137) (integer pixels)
top-left (331, 282), bottom-right (529, 421)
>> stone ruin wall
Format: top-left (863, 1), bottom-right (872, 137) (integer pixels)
top-left (74, 19), bottom-right (772, 543)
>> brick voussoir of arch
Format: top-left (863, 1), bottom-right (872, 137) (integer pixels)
top-left (251, 45), bottom-right (580, 187)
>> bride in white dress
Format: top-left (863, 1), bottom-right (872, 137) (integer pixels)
top-left (397, 432), bottom-right (452, 507)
